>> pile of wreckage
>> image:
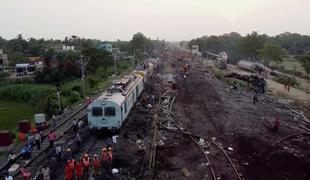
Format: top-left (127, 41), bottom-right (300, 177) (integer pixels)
top-left (224, 73), bottom-right (267, 93)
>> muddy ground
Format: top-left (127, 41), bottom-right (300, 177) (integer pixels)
top-left (111, 56), bottom-right (310, 180)
top-left (154, 58), bottom-right (310, 180)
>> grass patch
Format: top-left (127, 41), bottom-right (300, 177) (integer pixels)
top-left (224, 78), bottom-right (249, 89)
top-left (0, 59), bottom-right (135, 132)
top-left (281, 57), bottom-right (305, 72)
top-left (0, 100), bottom-right (36, 132)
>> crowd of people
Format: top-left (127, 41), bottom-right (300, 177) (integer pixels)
top-left (2, 110), bottom-right (87, 180)
top-left (64, 147), bottom-right (114, 180)
top-left (1, 99), bottom-right (122, 180)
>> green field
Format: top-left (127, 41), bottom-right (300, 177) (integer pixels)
top-left (280, 56), bottom-right (306, 75)
top-left (0, 100), bottom-right (36, 132)
top-left (0, 58), bottom-right (135, 132)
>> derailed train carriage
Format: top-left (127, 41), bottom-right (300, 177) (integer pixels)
top-left (87, 59), bottom-right (158, 132)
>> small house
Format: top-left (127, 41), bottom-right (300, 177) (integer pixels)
top-left (98, 43), bottom-right (112, 53)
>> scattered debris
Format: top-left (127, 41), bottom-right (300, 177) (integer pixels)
top-left (181, 167), bottom-right (190, 177)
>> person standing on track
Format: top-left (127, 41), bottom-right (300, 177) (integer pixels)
top-left (27, 131), bottom-right (35, 145)
top-left (82, 154), bottom-right (90, 178)
top-left (69, 159), bottom-right (75, 171)
top-left (7, 151), bottom-right (17, 166)
top-left (75, 132), bottom-right (82, 149)
top-left (63, 106), bottom-right (69, 118)
top-left (41, 165), bottom-right (51, 180)
top-left (101, 147), bottom-right (108, 165)
top-left (47, 130), bottom-right (56, 148)
top-left (65, 161), bottom-right (74, 180)
top-left (21, 168), bottom-right (31, 180)
top-left (72, 118), bottom-right (78, 134)
top-left (51, 114), bottom-right (57, 128)
top-left (55, 144), bottom-right (62, 161)
top-left (34, 130), bottom-right (41, 150)
top-left (78, 120), bottom-right (83, 132)
top-left (21, 144), bottom-right (32, 159)
top-left (272, 117), bottom-right (281, 133)
top-left (107, 147), bottom-right (113, 169)
top-left (75, 160), bottom-right (84, 180)
top-left (253, 93), bottom-right (258, 104)
top-left (19, 132), bottom-right (26, 142)
top-left (4, 174), bottom-right (13, 180)
top-left (93, 154), bottom-right (100, 176)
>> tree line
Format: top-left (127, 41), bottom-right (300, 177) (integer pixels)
top-left (0, 32), bottom-right (163, 83)
top-left (188, 32), bottom-right (310, 75)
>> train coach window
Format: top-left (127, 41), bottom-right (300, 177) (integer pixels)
top-left (105, 107), bottom-right (116, 116)
top-left (92, 107), bottom-right (103, 116)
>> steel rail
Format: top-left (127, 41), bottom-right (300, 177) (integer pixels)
top-left (13, 114), bottom-right (87, 178)
top-left (272, 132), bottom-right (310, 147)
top-left (157, 95), bottom-right (241, 180)
top-left (0, 104), bottom-right (89, 173)
top-left (11, 95), bottom-right (100, 178)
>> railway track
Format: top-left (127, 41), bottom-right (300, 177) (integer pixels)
top-left (86, 138), bottom-right (110, 179)
top-left (155, 95), bottom-right (242, 180)
top-left (56, 136), bottom-right (107, 180)
top-left (13, 105), bottom-right (88, 179)
top-left (0, 92), bottom-right (101, 179)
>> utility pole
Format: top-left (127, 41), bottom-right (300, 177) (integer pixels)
top-left (113, 54), bottom-right (117, 77)
top-left (56, 81), bottom-right (61, 114)
top-left (78, 55), bottom-right (90, 97)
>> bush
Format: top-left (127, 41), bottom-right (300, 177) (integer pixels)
top-left (214, 70), bottom-right (224, 80)
top-left (69, 91), bottom-right (81, 104)
top-left (0, 84), bottom-right (61, 116)
top-left (0, 72), bottom-right (10, 82)
top-left (71, 85), bottom-right (82, 92)
top-left (277, 65), bottom-right (305, 78)
top-left (61, 86), bottom-right (73, 96)
top-left (0, 84), bottom-right (54, 102)
top-left (224, 78), bottom-right (249, 89)
top-left (87, 76), bottom-right (99, 89)
top-left (276, 75), bottom-right (299, 87)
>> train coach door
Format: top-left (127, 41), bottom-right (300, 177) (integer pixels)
top-left (120, 106), bottom-right (123, 123)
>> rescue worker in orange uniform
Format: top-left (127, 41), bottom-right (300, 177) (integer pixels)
top-left (273, 117), bottom-right (281, 133)
top-left (69, 159), bottom-right (75, 170)
top-left (82, 154), bottom-right (90, 178)
top-left (101, 147), bottom-right (109, 172)
top-left (21, 168), bottom-right (31, 180)
top-left (93, 154), bottom-right (100, 176)
top-left (107, 147), bottom-right (113, 166)
top-left (108, 147), bottom-right (113, 172)
top-left (75, 160), bottom-right (84, 180)
top-left (101, 148), bottom-right (108, 162)
top-left (65, 161), bottom-right (73, 180)
top-left (19, 132), bottom-right (26, 142)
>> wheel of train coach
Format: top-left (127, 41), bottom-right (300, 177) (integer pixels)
top-left (87, 70), bottom-right (146, 135)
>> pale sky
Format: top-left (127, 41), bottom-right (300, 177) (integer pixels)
top-left (1, 0), bottom-right (310, 41)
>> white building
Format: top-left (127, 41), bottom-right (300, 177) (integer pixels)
top-left (62, 45), bottom-right (75, 51)
top-left (191, 45), bottom-right (199, 54)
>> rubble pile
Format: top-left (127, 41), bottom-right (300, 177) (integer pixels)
top-left (224, 73), bottom-right (267, 93)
